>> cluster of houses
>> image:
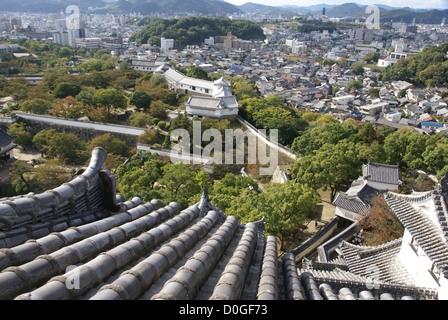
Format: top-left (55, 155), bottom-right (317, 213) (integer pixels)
top-left (119, 20), bottom-right (448, 135)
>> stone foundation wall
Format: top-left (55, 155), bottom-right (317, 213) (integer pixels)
top-left (22, 118), bottom-right (138, 146)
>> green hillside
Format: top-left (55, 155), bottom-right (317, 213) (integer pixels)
top-left (103, 0), bottom-right (241, 15)
top-left (129, 17), bottom-right (266, 47)
top-left (0, 0), bottom-right (106, 12)
top-left (381, 42), bottom-right (448, 87)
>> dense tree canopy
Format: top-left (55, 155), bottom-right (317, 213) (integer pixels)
top-left (289, 118), bottom-right (448, 204)
top-left (92, 88), bottom-right (128, 114)
top-left (129, 17), bottom-right (266, 47)
top-left (53, 82), bottom-right (82, 99)
top-left (239, 95), bottom-right (308, 146)
top-left (291, 139), bottom-right (362, 202)
top-left (129, 90), bottom-right (152, 111)
top-left (381, 41), bottom-right (448, 87)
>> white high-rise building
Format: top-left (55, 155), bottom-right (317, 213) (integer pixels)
top-left (53, 14), bottom-right (89, 47)
top-left (160, 37), bottom-right (174, 54)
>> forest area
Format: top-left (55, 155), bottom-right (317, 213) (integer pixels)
top-left (128, 17), bottom-right (266, 47)
top-left (380, 41), bottom-right (448, 88)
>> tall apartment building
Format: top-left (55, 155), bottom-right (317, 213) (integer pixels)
top-left (160, 37), bottom-right (174, 54)
top-left (218, 32), bottom-right (253, 50)
top-left (53, 15), bottom-right (89, 47)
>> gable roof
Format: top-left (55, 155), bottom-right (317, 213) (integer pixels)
top-left (362, 162), bottom-right (402, 187)
top-left (0, 130), bottom-right (14, 147)
top-left (385, 188), bottom-right (448, 279)
top-left (333, 181), bottom-right (379, 215)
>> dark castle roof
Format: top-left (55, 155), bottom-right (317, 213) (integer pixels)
top-left (362, 162), bottom-right (402, 187)
top-left (0, 130), bottom-right (14, 147)
top-left (0, 149), bottom-right (439, 300)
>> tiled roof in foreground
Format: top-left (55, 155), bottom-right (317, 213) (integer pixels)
top-left (0, 148), bottom-right (439, 300)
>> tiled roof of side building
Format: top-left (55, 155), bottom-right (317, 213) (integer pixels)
top-left (0, 130), bottom-right (14, 147)
top-left (332, 183), bottom-right (380, 214)
top-left (362, 162), bottom-right (402, 186)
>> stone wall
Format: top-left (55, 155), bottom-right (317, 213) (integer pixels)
top-left (17, 114), bottom-right (139, 146)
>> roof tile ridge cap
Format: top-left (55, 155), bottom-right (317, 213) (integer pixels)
top-left (339, 240), bottom-right (359, 249)
top-left (357, 238), bottom-right (404, 255)
top-left (243, 217), bottom-right (266, 234)
top-left (80, 147), bottom-right (107, 181)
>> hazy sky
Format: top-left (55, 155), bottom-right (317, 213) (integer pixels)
top-left (225, 0), bottom-right (448, 9)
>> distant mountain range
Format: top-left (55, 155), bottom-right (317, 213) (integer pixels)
top-left (0, 0), bottom-right (106, 13)
top-left (0, 0), bottom-right (242, 15)
top-left (0, 0), bottom-right (447, 24)
top-left (237, 2), bottom-right (448, 24)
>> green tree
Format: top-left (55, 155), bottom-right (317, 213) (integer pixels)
top-left (9, 161), bottom-right (33, 194)
top-left (170, 112), bottom-right (193, 135)
top-left (225, 180), bottom-right (320, 250)
top-left (118, 61), bottom-right (131, 71)
top-left (252, 106), bottom-right (294, 128)
top-left (350, 62), bottom-right (365, 76)
top-left (368, 88), bottom-right (380, 98)
top-left (423, 144), bottom-right (448, 174)
top-left (262, 181), bottom-right (320, 249)
top-left (92, 88), bottom-right (128, 114)
top-left (358, 122), bottom-right (377, 144)
top-left (7, 122), bottom-right (33, 147)
top-left (86, 133), bottom-right (130, 157)
top-left (209, 173), bottom-right (258, 212)
top-left (357, 142), bottom-right (387, 164)
top-left (32, 129), bottom-right (58, 150)
top-left (45, 132), bottom-right (87, 164)
top-left (1, 52), bottom-right (16, 62)
top-left (291, 140), bottom-right (362, 202)
top-left (148, 100), bottom-right (168, 119)
top-left (116, 152), bottom-right (165, 201)
top-left (93, 49), bottom-right (111, 60)
top-left (346, 80), bottom-right (363, 91)
top-left (20, 98), bottom-right (52, 114)
top-left (265, 118), bottom-right (307, 146)
top-left (158, 163), bottom-right (203, 208)
top-left (232, 80), bottom-right (259, 100)
top-left (137, 129), bottom-right (158, 145)
top-left (53, 82), bottom-right (81, 99)
top-left (129, 112), bottom-right (153, 128)
top-left (362, 52), bottom-right (380, 64)
top-left (186, 65), bottom-right (210, 80)
top-left (76, 87), bottom-right (96, 106)
top-left (291, 122), bottom-right (359, 157)
top-left (301, 112), bottom-right (321, 123)
top-left (130, 90), bottom-right (152, 111)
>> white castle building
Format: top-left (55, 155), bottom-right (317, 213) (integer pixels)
top-left (156, 65), bottom-right (240, 120)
